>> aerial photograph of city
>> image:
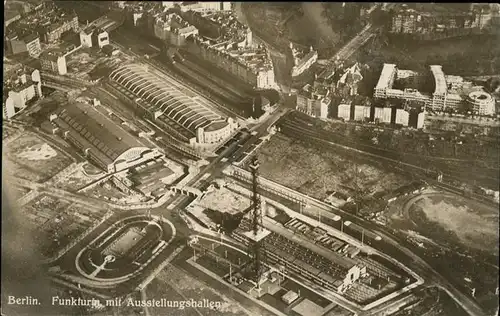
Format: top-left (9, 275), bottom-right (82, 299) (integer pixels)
top-left (1, 1), bottom-right (499, 316)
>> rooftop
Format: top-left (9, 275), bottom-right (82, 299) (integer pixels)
top-left (6, 3), bottom-right (77, 37)
top-left (299, 82), bottom-right (330, 100)
top-left (291, 43), bottom-right (317, 66)
top-left (338, 63), bottom-right (363, 86)
top-left (263, 217), bottom-right (358, 272)
top-left (375, 64), bottom-right (397, 90)
top-left (192, 36), bottom-right (272, 73)
top-left (40, 48), bottom-right (65, 61)
top-left (51, 102), bottom-right (147, 167)
top-left (22, 33), bottom-right (40, 43)
top-left (110, 63), bottom-right (228, 137)
top-left (3, 66), bottom-right (39, 92)
top-left (430, 65), bottom-right (447, 95)
top-left (5, 10), bottom-right (21, 22)
top-left (206, 11), bottom-right (247, 36)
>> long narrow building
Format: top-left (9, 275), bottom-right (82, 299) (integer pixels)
top-left (49, 102), bottom-right (162, 172)
top-left (109, 63), bottom-right (236, 145)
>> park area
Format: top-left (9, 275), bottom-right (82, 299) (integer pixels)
top-left (3, 132), bottom-right (73, 182)
top-left (256, 133), bottom-right (410, 201)
top-left (241, 3), bottom-right (353, 53)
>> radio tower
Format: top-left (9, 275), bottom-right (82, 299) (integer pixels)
top-left (247, 157), bottom-right (267, 286)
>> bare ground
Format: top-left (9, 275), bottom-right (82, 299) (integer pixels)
top-left (409, 193), bottom-right (499, 253)
top-left (256, 134), bottom-right (410, 200)
top-left (3, 133), bottom-right (73, 182)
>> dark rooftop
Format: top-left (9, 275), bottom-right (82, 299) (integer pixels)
top-left (52, 102), bottom-right (147, 166)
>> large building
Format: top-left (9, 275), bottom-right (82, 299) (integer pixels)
top-left (338, 103), bottom-right (351, 121)
top-left (374, 107), bottom-right (392, 124)
top-left (233, 219), bottom-right (364, 295)
top-left (49, 102), bottom-right (163, 172)
top-left (109, 63), bottom-right (236, 145)
top-left (374, 63), bottom-right (496, 115)
top-left (185, 11), bottom-right (276, 89)
top-left (354, 105), bottom-right (371, 122)
top-left (161, 1), bottom-right (231, 12)
top-left (467, 90), bottom-right (496, 115)
top-left (128, 5), bottom-right (275, 89)
top-left (80, 26), bottom-right (110, 48)
top-left (337, 63), bottom-right (363, 97)
top-left (178, 1), bottom-right (231, 12)
top-left (40, 49), bottom-right (68, 75)
top-left (389, 5), bottom-right (497, 39)
top-left (42, 13), bottom-right (79, 43)
top-left (188, 35), bottom-right (275, 89)
top-left (5, 32), bottom-right (41, 58)
top-left (154, 13), bottom-right (199, 46)
top-left (296, 83), bottom-right (330, 119)
top-left (6, 4), bottom-right (79, 44)
top-left (290, 43), bottom-right (318, 77)
top-left (3, 68), bottom-right (43, 119)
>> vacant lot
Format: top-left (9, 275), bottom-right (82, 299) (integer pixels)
top-left (54, 164), bottom-right (100, 192)
top-left (87, 179), bottom-right (146, 204)
top-left (256, 134), bottom-right (409, 200)
top-left (409, 193), bottom-right (499, 254)
top-left (3, 133), bottom-right (73, 182)
top-left (197, 187), bottom-right (251, 215)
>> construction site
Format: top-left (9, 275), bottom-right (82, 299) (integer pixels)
top-left (183, 158), bottom-right (420, 316)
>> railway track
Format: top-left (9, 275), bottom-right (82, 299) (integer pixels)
top-left (278, 117), bottom-right (499, 189)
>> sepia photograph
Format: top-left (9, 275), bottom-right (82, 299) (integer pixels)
top-left (2, 2), bottom-right (499, 316)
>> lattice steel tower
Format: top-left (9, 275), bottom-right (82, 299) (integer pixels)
top-left (248, 156), bottom-right (265, 284)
